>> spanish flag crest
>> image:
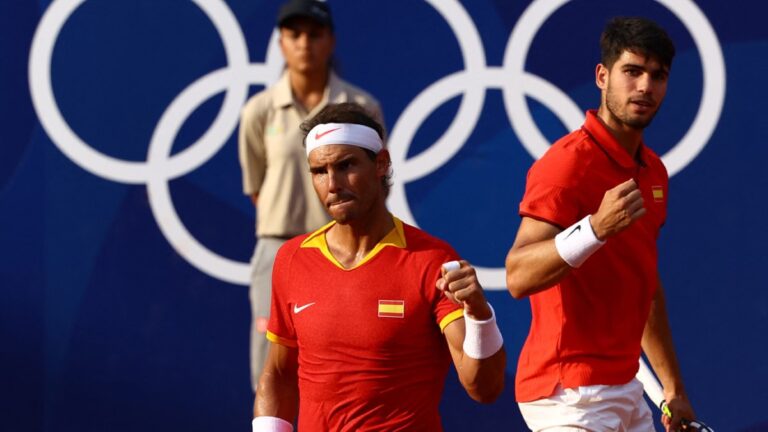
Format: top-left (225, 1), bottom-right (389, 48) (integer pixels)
top-left (378, 300), bottom-right (405, 318)
top-left (652, 185), bottom-right (664, 202)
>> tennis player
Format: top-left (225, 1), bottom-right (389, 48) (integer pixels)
top-left (505, 17), bottom-right (698, 431)
top-left (252, 102), bottom-right (506, 431)
top-left (238, 0), bottom-right (383, 396)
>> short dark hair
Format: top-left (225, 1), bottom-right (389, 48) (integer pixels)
top-left (301, 103), bottom-right (391, 195)
top-left (600, 17), bottom-right (675, 69)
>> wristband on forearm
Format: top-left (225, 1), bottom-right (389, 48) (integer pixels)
top-left (252, 416), bottom-right (293, 432)
top-left (463, 304), bottom-right (503, 360)
top-left (554, 215), bottom-right (606, 268)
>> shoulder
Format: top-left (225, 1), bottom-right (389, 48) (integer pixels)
top-left (528, 127), bottom-right (599, 187)
top-left (241, 86), bottom-right (276, 120)
top-left (275, 234), bottom-right (310, 264)
top-left (402, 222), bottom-right (458, 260)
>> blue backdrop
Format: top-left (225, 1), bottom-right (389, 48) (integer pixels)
top-left (2, 0), bottom-right (766, 430)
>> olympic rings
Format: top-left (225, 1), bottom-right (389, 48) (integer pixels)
top-left (28, 0), bottom-right (725, 289)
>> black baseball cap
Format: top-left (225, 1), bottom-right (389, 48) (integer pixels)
top-left (277, 0), bottom-right (333, 29)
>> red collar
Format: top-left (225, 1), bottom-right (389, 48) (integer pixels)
top-left (583, 110), bottom-right (647, 169)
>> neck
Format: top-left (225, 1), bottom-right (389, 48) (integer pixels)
top-left (596, 105), bottom-right (644, 159)
top-left (289, 68), bottom-right (329, 111)
top-left (325, 203), bottom-right (394, 269)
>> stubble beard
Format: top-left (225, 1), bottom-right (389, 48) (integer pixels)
top-left (331, 189), bottom-right (385, 227)
top-left (605, 87), bottom-right (658, 130)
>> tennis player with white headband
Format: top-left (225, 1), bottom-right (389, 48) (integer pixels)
top-left (305, 122), bottom-right (384, 156)
top-left (252, 102), bottom-right (506, 432)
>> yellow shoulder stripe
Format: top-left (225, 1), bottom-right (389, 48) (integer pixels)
top-left (439, 308), bottom-right (465, 332)
top-left (266, 331), bottom-right (298, 348)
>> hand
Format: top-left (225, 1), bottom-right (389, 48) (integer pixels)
top-left (662, 395), bottom-right (696, 431)
top-left (436, 260), bottom-right (491, 320)
top-left (590, 178), bottom-right (646, 240)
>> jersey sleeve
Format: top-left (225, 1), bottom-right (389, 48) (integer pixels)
top-left (519, 150), bottom-right (582, 229)
top-left (266, 243), bottom-right (298, 348)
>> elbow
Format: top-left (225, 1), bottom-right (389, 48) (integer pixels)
top-left (462, 349), bottom-right (507, 404)
top-left (506, 279), bottom-right (526, 300)
top-left (506, 270), bottom-right (529, 300)
top-left (465, 375), bottom-right (505, 404)
top-left (470, 384), bottom-right (504, 404)
top-left (505, 254), bottom-right (527, 299)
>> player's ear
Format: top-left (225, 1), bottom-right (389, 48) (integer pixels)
top-left (375, 149), bottom-right (390, 176)
top-left (595, 63), bottom-right (608, 90)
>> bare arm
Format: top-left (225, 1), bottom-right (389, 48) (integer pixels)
top-left (438, 262), bottom-right (506, 403)
top-left (254, 342), bottom-right (299, 421)
top-left (506, 178), bottom-right (646, 299)
top-left (444, 319), bottom-right (506, 403)
top-left (642, 280), bottom-right (695, 431)
top-left (505, 217), bottom-right (570, 299)
top-left (250, 193), bottom-right (259, 207)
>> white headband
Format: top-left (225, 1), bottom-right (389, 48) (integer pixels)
top-left (305, 123), bottom-right (383, 156)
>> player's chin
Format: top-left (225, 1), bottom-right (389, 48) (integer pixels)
top-left (625, 114), bottom-right (655, 130)
top-left (625, 107), bottom-right (658, 128)
top-left (328, 207), bottom-right (357, 224)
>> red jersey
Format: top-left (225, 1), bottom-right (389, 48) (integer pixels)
top-left (267, 216), bottom-right (464, 431)
top-left (515, 110), bottom-right (668, 402)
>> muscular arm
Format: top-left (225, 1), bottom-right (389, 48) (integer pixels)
top-left (504, 217), bottom-right (570, 299)
top-left (642, 280), bottom-right (695, 431)
top-left (443, 318), bottom-right (506, 403)
top-left (506, 178), bottom-right (646, 299)
top-left (254, 342), bottom-right (299, 421)
top-left (438, 262), bottom-right (506, 403)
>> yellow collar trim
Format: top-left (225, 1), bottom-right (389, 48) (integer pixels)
top-left (300, 216), bottom-right (407, 270)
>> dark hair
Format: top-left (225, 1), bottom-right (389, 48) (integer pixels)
top-left (600, 17), bottom-right (675, 69)
top-left (301, 103), bottom-right (391, 195)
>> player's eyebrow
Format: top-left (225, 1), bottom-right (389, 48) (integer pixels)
top-left (622, 62), bottom-right (669, 75)
top-left (309, 152), bottom-right (357, 171)
top-left (621, 63), bottom-right (645, 70)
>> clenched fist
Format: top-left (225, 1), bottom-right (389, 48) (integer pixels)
top-left (436, 260), bottom-right (492, 320)
top-left (590, 178), bottom-right (646, 240)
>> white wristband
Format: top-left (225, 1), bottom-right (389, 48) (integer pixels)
top-left (252, 417), bottom-right (293, 432)
top-left (554, 215), bottom-right (606, 268)
top-left (463, 304), bottom-right (503, 360)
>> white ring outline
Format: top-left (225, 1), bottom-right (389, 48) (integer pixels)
top-left (28, 0), bottom-right (724, 289)
top-left (387, 0), bottom-right (725, 289)
top-left (502, 0), bottom-right (726, 175)
top-left (29, 0), bottom-right (284, 284)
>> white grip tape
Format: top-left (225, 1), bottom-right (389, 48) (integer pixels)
top-left (442, 260), bottom-right (461, 273)
top-left (252, 416), bottom-right (293, 432)
top-left (554, 215), bottom-right (606, 268)
top-left (463, 304), bottom-right (503, 360)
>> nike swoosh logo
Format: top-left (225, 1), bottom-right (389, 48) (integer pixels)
top-left (314, 128), bottom-right (340, 140)
top-left (565, 225), bottom-right (581, 239)
top-left (293, 302), bottom-right (316, 314)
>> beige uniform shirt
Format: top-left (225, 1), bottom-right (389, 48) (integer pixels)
top-left (238, 72), bottom-right (382, 238)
